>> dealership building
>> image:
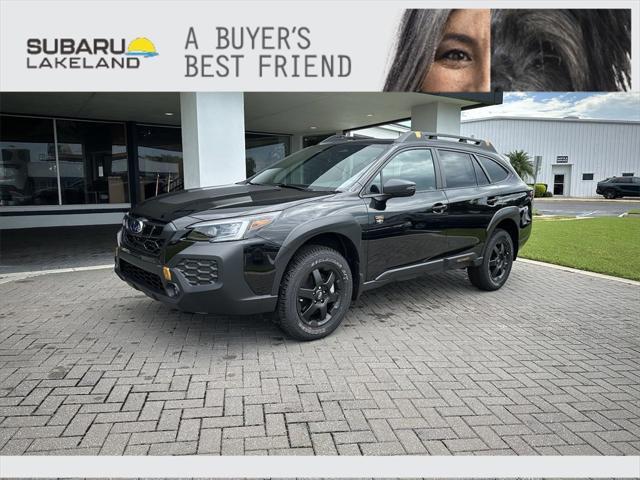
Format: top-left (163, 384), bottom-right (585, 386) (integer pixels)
top-left (460, 117), bottom-right (640, 198)
top-left (0, 92), bottom-right (501, 229)
top-left (354, 116), bottom-right (640, 199)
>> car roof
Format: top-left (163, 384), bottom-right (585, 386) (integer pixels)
top-left (320, 133), bottom-right (499, 156)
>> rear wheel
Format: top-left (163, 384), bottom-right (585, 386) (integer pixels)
top-left (468, 229), bottom-right (514, 291)
top-left (276, 246), bottom-right (352, 341)
top-left (604, 189), bottom-right (617, 199)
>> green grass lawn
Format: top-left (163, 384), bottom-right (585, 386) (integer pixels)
top-left (519, 217), bottom-right (640, 281)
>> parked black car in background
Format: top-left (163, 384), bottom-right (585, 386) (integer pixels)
top-left (596, 176), bottom-right (640, 199)
top-left (115, 132), bottom-right (533, 340)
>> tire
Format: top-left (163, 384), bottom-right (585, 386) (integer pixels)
top-left (468, 229), bottom-right (514, 291)
top-left (604, 190), bottom-right (617, 199)
top-left (276, 245), bottom-right (353, 341)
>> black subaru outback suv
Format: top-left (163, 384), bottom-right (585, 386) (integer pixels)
top-left (115, 132), bottom-right (532, 340)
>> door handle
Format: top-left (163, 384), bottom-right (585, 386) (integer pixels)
top-left (432, 203), bottom-right (448, 214)
top-left (486, 196), bottom-right (498, 206)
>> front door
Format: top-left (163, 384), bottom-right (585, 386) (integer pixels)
top-left (363, 148), bottom-right (449, 281)
top-left (553, 174), bottom-right (565, 195)
top-left (551, 165), bottom-right (572, 196)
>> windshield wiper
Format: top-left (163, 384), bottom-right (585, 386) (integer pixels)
top-left (246, 180), bottom-right (308, 191)
top-left (272, 183), bottom-right (309, 191)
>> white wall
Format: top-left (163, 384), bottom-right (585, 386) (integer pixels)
top-left (461, 118), bottom-right (640, 197)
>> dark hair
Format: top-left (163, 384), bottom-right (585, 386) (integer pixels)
top-left (491, 10), bottom-right (631, 91)
top-left (384, 9), bottom-right (451, 92)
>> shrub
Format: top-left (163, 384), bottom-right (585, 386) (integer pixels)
top-left (543, 191), bottom-right (553, 197)
top-left (534, 183), bottom-right (547, 198)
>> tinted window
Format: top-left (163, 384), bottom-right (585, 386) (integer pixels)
top-left (616, 177), bottom-right (632, 183)
top-left (56, 120), bottom-right (128, 205)
top-left (0, 115), bottom-right (58, 206)
top-left (478, 155), bottom-right (509, 183)
top-left (582, 173), bottom-right (594, 181)
top-left (372, 149), bottom-right (436, 193)
top-left (137, 125), bottom-right (183, 201)
top-left (439, 150), bottom-right (477, 188)
top-left (473, 158), bottom-right (490, 185)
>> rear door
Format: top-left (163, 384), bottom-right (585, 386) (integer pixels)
top-left (363, 148), bottom-right (449, 281)
top-left (437, 149), bottom-right (497, 255)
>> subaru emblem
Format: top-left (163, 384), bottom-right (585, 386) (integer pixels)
top-left (127, 216), bottom-right (145, 234)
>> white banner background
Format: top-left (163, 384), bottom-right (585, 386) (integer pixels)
top-left (1, 0), bottom-right (638, 92)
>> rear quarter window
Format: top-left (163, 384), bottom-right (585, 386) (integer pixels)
top-left (477, 155), bottom-right (510, 183)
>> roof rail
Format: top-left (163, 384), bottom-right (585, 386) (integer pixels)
top-left (394, 131), bottom-right (497, 152)
top-left (319, 134), bottom-right (373, 144)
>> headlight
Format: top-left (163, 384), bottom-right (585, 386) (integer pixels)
top-left (186, 212), bottom-right (280, 242)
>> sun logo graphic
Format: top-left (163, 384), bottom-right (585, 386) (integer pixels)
top-left (125, 37), bottom-right (158, 57)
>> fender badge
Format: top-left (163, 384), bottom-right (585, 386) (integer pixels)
top-left (375, 215), bottom-right (384, 224)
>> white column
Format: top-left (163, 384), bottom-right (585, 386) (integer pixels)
top-left (180, 92), bottom-right (246, 189)
top-left (290, 134), bottom-right (304, 153)
top-left (411, 102), bottom-right (461, 135)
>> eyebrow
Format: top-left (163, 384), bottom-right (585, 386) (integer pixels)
top-left (440, 33), bottom-right (477, 47)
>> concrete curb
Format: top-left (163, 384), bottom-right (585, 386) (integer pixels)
top-left (0, 264), bottom-right (113, 285)
top-left (518, 258), bottom-right (640, 286)
top-left (535, 198), bottom-right (640, 203)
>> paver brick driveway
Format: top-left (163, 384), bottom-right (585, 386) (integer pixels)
top-left (1, 261), bottom-right (639, 456)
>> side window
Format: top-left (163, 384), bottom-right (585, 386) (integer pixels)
top-left (368, 149), bottom-right (436, 193)
top-left (473, 158), bottom-right (490, 185)
top-left (439, 150), bottom-right (477, 189)
top-left (477, 155), bottom-right (510, 183)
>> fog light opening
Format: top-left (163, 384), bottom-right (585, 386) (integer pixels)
top-left (166, 282), bottom-right (180, 298)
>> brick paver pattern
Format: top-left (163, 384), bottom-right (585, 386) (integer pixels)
top-left (1, 262), bottom-right (639, 455)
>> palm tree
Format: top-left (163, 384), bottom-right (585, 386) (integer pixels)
top-left (505, 150), bottom-right (535, 181)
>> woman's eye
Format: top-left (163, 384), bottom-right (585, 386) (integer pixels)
top-left (440, 49), bottom-right (472, 62)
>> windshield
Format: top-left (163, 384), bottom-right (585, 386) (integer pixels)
top-left (249, 143), bottom-right (388, 191)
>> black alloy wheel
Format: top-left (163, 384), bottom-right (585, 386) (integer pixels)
top-left (468, 228), bottom-right (515, 291)
top-left (488, 238), bottom-right (512, 284)
top-left (296, 265), bottom-right (343, 327)
top-left (276, 245), bottom-right (353, 340)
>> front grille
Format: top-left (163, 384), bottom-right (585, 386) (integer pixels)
top-left (176, 258), bottom-right (219, 286)
top-left (124, 232), bottom-right (165, 256)
top-left (122, 216), bottom-right (167, 257)
top-left (119, 259), bottom-right (164, 293)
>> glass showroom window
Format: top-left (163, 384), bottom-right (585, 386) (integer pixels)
top-left (55, 120), bottom-right (128, 204)
top-left (0, 115), bottom-right (58, 206)
top-left (245, 133), bottom-right (290, 177)
top-left (137, 125), bottom-right (183, 202)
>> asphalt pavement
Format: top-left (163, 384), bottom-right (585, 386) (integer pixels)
top-left (534, 199), bottom-right (640, 217)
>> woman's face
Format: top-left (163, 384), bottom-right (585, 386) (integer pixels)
top-left (421, 9), bottom-right (491, 92)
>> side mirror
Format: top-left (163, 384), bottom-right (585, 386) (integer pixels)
top-left (383, 179), bottom-right (416, 198)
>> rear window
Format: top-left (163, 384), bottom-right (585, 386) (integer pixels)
top-left (478, 155), bottom-right (510, 183)
top-left (439, 150), bottom-right (477, 189)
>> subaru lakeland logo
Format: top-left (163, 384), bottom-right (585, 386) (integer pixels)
top-left (26, 36), bottom-right (159, 70)
top-left (126, 217), bottom-right (145, 234)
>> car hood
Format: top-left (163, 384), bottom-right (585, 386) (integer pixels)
top-left (131, 183), bottom-right (335, 223)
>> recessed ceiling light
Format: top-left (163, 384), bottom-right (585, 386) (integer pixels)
top-left (310, 126), bottom-right (317, 130)
top-left (164, 112), bottom-right (174, 116)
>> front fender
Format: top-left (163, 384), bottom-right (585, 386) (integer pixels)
top-left (270, 215), bottom-right (364, 296)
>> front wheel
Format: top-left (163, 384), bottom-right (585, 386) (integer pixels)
top-left (468, 229), bottom-right (514, 291)
top-left (276, 246), bottom-right (353, 341)
top-left (603, 190), bottom-right (617, 199)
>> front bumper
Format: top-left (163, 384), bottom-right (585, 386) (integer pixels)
top-left (115, 239), bottom-right (278, 315)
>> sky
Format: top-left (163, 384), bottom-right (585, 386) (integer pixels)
top-left (460, 92), bottom-right (640, 122)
